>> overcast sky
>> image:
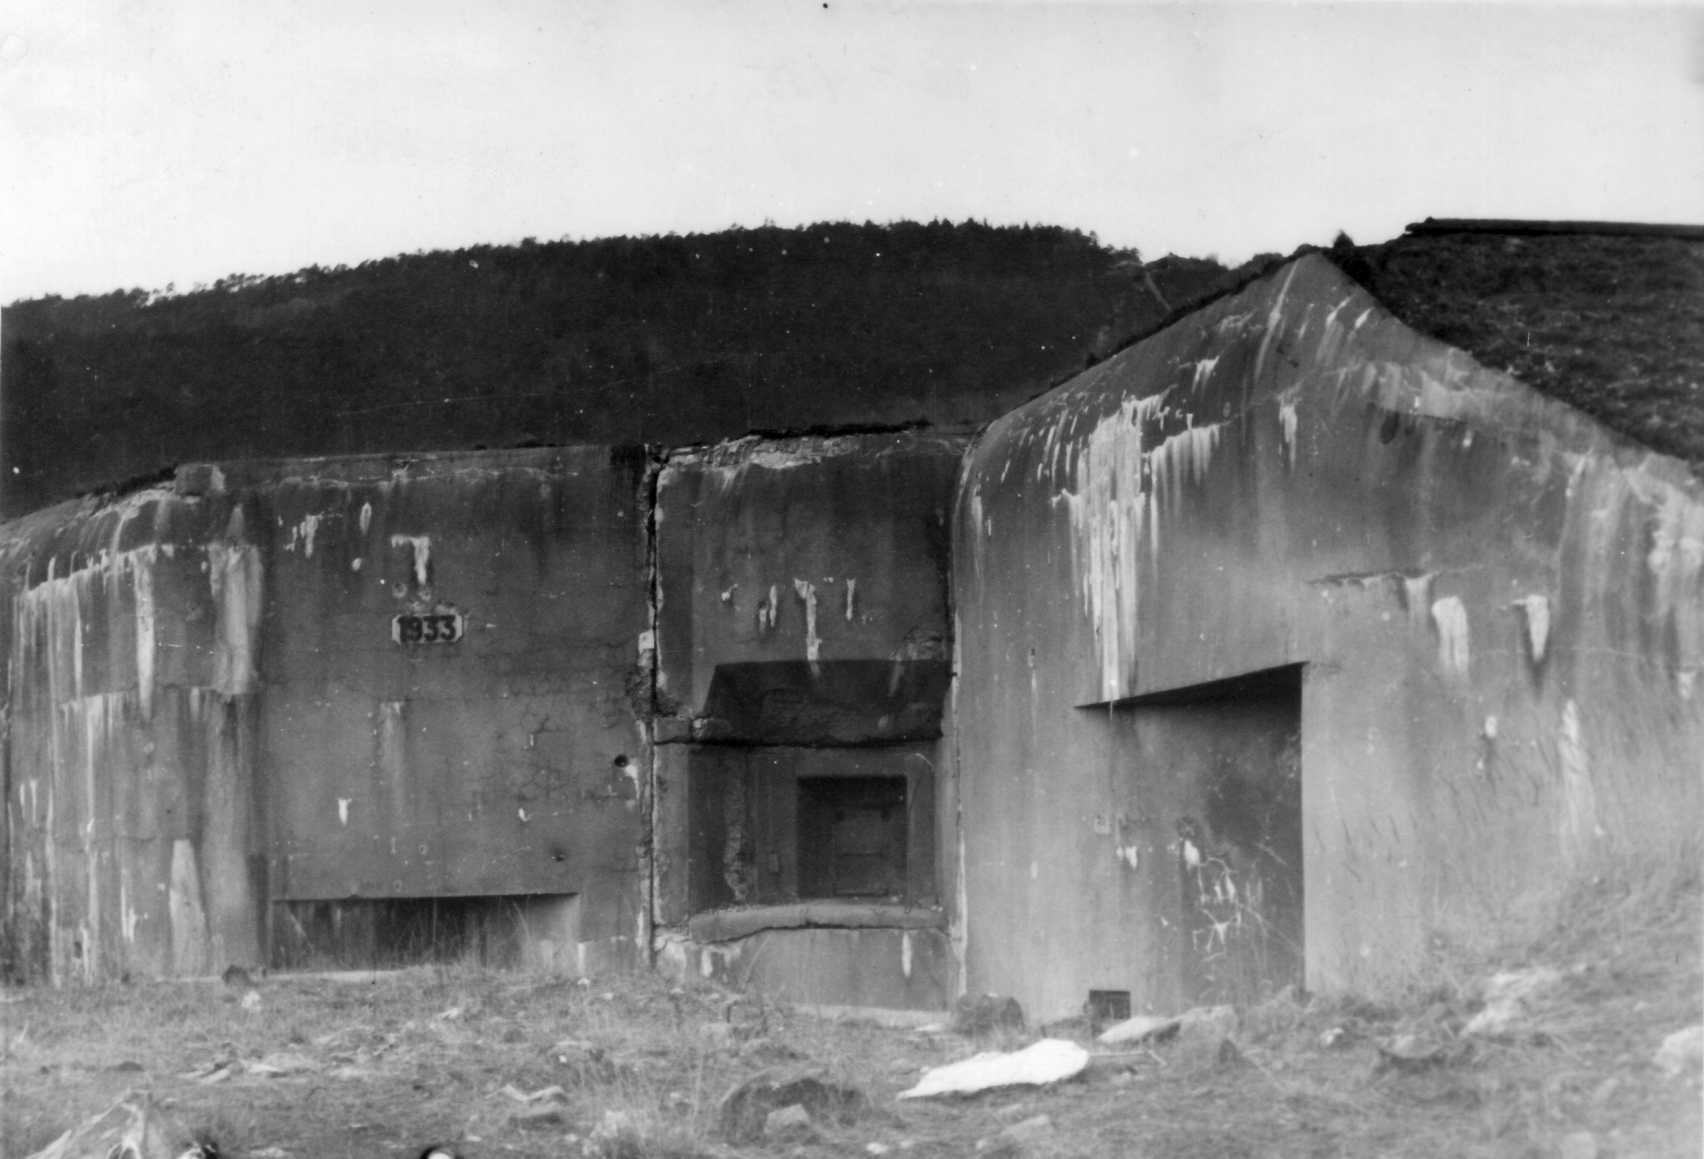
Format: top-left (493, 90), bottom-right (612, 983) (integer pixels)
top-left (3, 1), bottom-right (1700, 303)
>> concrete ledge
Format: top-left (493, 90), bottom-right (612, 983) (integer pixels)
top-left (688, 901), bottom-right (946, 944)
top-left (792, 1004), bottom-right (951, 1028)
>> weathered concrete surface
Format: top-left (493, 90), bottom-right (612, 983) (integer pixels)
top-left (952, 254), bottom-right (1704, 1020)
top-left (687, 899), bottom-right (945, 943)
top-left (652, 742), bottom-right (939, 939)
top-left (654, 433), bottom-right (964, 743)
top-left (660, 924), bottom-right (951, 1011)
top-left (1, 488), bottom-right (268, 981)
top-left (649, 433), bottom-right (960, 1008)
top-left (1, 446), bottom-right (652, 980)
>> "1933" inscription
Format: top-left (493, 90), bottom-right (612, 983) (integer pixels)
top-left (392, 612), bottom-right (465, 645)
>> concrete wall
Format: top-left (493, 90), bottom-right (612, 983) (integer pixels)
top-left (2, 446), bottom-right (652, 980)
top-left (2, 489), bottom-right (268, 982)
top-left (651, 433), bottom-right (963, 1008)
top-left (952, 255), bottom-right (1704, 1020)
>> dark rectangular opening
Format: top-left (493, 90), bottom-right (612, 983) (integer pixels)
top-left (1088, 989), bottom-right (1132, 1029)
top-left (797, 776), bottom-right (908, 899)
top-left (270, 893), bottom-right (576, 970)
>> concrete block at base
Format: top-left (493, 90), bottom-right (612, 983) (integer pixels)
top-left (679, 926), bottom-right (949, 1010)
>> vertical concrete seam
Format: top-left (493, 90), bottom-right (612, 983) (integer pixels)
top-left (638, 446), bottom-right (666, 969)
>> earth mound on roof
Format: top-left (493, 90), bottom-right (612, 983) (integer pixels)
top-left (1348, 221), bottom-right (1704, 474)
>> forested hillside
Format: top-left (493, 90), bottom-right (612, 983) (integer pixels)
top-left (1, 221), bottom-right (1243, 517)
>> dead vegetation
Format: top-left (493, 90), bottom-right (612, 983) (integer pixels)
top-left (3, 859), bottom-right (1698, 1159)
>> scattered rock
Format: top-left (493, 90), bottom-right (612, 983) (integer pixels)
top-left (1374, 1032), bottom-right (1467, 1075)
top-left (239, 989), bottom-right (263, 1012)
top-left (499, 1083), bottom-right (568, 1105)
top-left (762, 1103), bottom-right (814, 1138)
top-left (1463, 966), bottom-right (1562, 1038)
top-left (1098, 1004), bottom-right (1237, 1057)
top-left (898, 1039), bottom-right (1089, 1100)
top-left (247, 1051), bottom-right (319, 1078)
top-left (952, 993), bottom-right (1026, 1036)
top-left (1653, 1024), bottom-right (1704, 1075)
top-left (587, 1109), bottom-right (641, 1158)
top-left (25, 1090), bottom-right (215, 1159)
top-left (1174, 1005), bottom-right (1238, 1044)
top-left (718, 1067), bottom-right (867, 1143)
top-left (1096, 1014), bottom-right (1178, 1046)
top-left (1558, 1130), bottom-right (1599, 1159)
top-left (508, 1101), bottom-right (570, 1129)
top-left (549, 1039), bottom-right (624, 1084)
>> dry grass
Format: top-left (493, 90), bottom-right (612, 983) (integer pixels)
top-left (2, 861), bottom-right (1699, 1159)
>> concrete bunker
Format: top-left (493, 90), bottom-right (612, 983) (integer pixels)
top-left (650, 433), bottom-right (963, 1009)
top-left (953, 251), bottom-right (1704, 1021)
top-left (3, 225), bottom-right (1700, 1020)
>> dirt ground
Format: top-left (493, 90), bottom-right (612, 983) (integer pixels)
top-left (3, 864), bottom-right (1698, 1159)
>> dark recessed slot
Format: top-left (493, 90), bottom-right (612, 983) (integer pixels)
top-left (797, 776), bottom-right (908, 899)
top-left (1088, 989), bottom-right (1132, 1028)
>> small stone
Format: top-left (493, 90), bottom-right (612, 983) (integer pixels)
top-left (509, 1101), bottom-right (569, 1128)
top-left (952, 993), bottom-right (1026, 1036)
top-left (588, 1109), bottom-right (639, 1152)
top-left (718, 1067), bottom-right (866, 1144)
top-left (1463, 966), bottom-right (1562, 1038)
top-left (239, 990), bottom-right (262, 1012)
top-left (1174, 1005), bottom-right (1238, 1045)
top-left (1653, 1025), bottom-right (1704, 1076)
top-left (763, 1104), bottom-right (813, 1137)
top-left (865, 1144), bottom-right (892, 1156)
top-left (1097, 1014), bottom-right (1178, 1046)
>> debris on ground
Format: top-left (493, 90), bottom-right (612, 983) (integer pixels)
top-left (1373, 1030), bottom-right (1469, 1076)
top-left (951, 993), bottom-right (1026, 1036)
top-left (24, 1091), bottom-right (215, 1159)
top-left (1463, 966), bottom-right (1564, 1038)
top-left (586, 1109), bottom-right (640, 1157)
top-left (717, 1066), bottom-right (867, 1143)
top-left (762, 1103), bottom-right (815, 1139)
top-left (1654, 1024), bottom-right (1704, 1076)
top-left (246, 1050), bottom-right (320, 1078)
top-left (1097, 1004), bottom-right (1236, 1048)
top-left (1095, 1013), bottom-right (1177, 1045)
top-left (898, 1039), bottom-right (1089, 1099)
